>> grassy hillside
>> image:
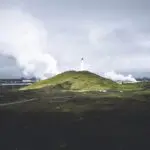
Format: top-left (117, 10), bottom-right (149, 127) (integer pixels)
top-left (120, 81), bottom-right (150, 91)
top-left (2, 72), bottom-right (150, 150)
top-left (2, 85), bottom-right (150, 150)
top-left (21, 71), bottom-right (118, 91)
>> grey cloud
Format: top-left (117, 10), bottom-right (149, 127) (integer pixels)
top-left (0, 55), bottom-right (21, 78)
top-left (0, 0), bottom-right (150, 77)
top-left (0, 66), bottom-right (21, 78)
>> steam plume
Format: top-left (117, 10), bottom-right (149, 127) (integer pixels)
top-left (0, 9), bottom-right (59, 79)
top-left (103, 70), bottom-right (137, 82)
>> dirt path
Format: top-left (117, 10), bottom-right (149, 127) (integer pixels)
top-left (0, 98), bottom-right (37, 106)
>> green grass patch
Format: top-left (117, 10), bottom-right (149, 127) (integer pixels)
top-left (20, 71), bottom-right (119, 91)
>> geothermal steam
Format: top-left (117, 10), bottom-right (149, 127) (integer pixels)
top-left (103, 71), bottom-right (137, 82)
top-left (79, 58), bottom-right (136, 82)
top-left (0, 9), bottom-right (59, 79)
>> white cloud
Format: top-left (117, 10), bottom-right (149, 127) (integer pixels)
top-left (46, 19), bottom-right (150, 74)
top-left (1, 1), bottom-right (150, 78)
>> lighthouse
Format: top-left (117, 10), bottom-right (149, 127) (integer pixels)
top-left (80, 57), bottom-right (84, 70)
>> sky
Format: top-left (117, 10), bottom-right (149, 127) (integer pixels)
top-left (0, 0), bottom-right (150, 78)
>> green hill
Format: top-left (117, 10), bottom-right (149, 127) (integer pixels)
top-left (21, 71), bottom-right (118, 91)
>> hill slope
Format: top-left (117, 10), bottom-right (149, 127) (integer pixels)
top-left (21, 71), bottom-right (118, 91)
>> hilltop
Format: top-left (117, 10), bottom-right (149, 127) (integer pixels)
top-left (21, 70), bottom-right (118, 91)
top-left (2, 71), bottom-right (150, 150)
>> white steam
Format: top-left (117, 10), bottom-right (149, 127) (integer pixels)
top-left (0, 9), bottom-right (59, 79)
top-left (103, 70), bottom-right (137, 82)
top-left (78, 57), bottom-right (136, 83)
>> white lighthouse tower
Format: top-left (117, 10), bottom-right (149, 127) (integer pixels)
top-left (80, 57), bottom-right (84, 71)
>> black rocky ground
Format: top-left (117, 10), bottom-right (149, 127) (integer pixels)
top-left (1, 89), bottom-right (150, 150)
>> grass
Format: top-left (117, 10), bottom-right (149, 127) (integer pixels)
top-left (20, 70), bottom-right (123, 91)
top-left (20, 70), bottom-right (150, 92)
top-left (2, 70), bottom-right (150, 112)
top-left (1, 87), bottom-right (150, 112)
top-left (1, 77), bottom-right (150, 149)
top-left (1, 88), bottom-right (150, 149)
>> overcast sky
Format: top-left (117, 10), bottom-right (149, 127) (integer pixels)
top-left (0, 0), bottom-right (150, 78)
